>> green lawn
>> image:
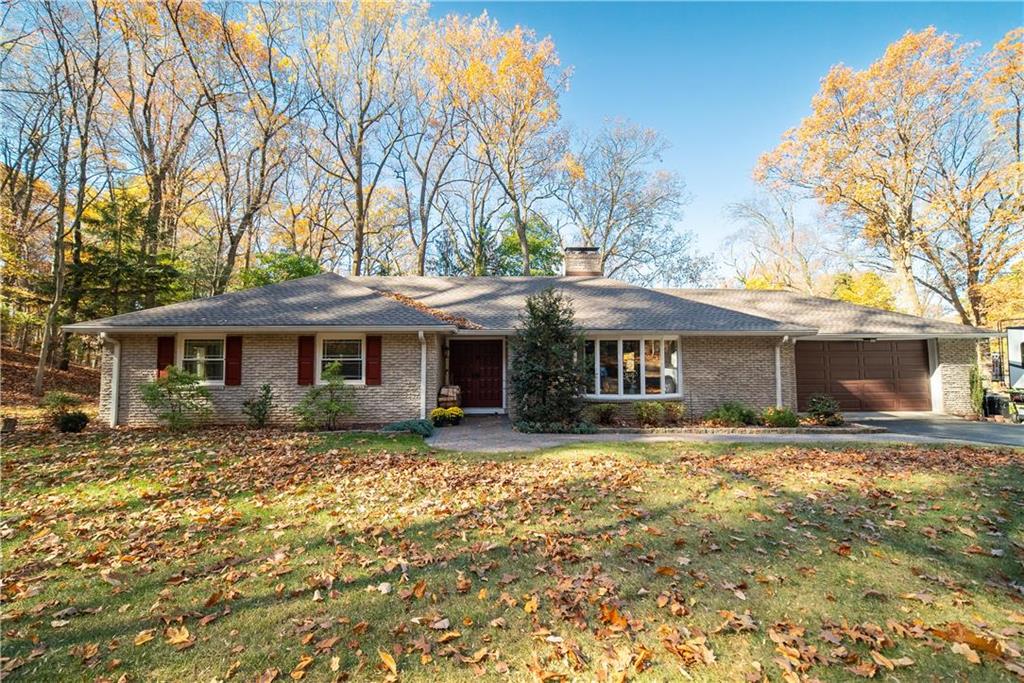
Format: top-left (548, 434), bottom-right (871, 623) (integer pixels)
top-left (2, 430), bottom-right (1022, 681)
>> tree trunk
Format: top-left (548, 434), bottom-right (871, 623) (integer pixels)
top-left (143, 174), bottom-right (164, 307)
top-left (35, 215), bottom-right (66, 396)
top-left (514, 206), bottom-right (531, 275)
top-left (352, 217), bottom-right (364, 275)
top-left (890, 245), bottom-right (924, 316)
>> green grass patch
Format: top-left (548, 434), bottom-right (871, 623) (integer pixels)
top-left (2, 430), bottom-right (1022, 681)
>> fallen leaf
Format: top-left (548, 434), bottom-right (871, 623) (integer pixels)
top-left (951, 642), bottom-right (980, 664)
top-left (379, 648), bottom-right (398, 675)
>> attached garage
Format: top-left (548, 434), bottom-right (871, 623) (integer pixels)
top-left (796, 340), bottom-right (932, 411)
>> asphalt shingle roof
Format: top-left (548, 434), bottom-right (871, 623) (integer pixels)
top-left (64, 273), bottom-right (990, 338)
top-left (63, 273), bottom-right (451, 331)
top-left (352, 276), bottom-right (813, 333)
top-left (658, 288), bottom-right (992, 337)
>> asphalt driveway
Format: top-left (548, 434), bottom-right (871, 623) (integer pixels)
top-left (427, 414), bottom-right (1024, 453)
top-left (848, 411), bottom-right (1024, 447)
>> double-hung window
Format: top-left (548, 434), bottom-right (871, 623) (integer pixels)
top-left (319, 336), bottom-right (364, 383)
top-left (584, 337), bottom-right (680, 397)
top-left (181, 338), bottom-right (225, 383)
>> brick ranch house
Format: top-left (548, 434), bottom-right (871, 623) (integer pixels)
top-left (65, 248), bottom-right (992, 427)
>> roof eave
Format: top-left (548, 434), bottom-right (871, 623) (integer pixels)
top-left (453, 327), bottom-right (819, 336)
top-left (62, 324), bottom-right (458, 335)
top-left (810, 331), bottom-right (995, 340)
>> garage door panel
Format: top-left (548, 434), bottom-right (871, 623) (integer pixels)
top-left (796, 340), bottom-right (931, 411)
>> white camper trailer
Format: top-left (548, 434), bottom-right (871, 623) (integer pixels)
top-left (1009, 326), bottom-right (1024, 389)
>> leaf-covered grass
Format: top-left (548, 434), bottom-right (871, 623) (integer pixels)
top-left (1, 429), bottom-right (1022, 681)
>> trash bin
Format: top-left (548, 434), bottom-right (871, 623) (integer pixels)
top-left (984, 394), bottom-right (1008, 417)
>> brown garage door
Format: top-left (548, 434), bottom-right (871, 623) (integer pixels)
top-left (796, 340), bottom-right (932, 411)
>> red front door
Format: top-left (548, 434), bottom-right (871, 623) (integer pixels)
top-left (449, 340), bottom-right (504, 409)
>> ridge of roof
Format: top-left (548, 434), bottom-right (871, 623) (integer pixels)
top-left (657, 287), bottom-right (993, 336)
top-left (354, 275), bottom-right (814, 334)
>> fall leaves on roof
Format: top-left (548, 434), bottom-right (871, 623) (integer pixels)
top-left (374, 289), bottom-right (483, 329)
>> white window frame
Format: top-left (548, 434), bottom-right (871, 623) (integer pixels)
top-left (315, 332), bottom-right (366, 385)
top-left (584, 335), bottom-right (682, 400)
top-left (176, 334), bottom-right (227, 386)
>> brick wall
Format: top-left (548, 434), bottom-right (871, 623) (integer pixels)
top-left (680, 337), bottom-right (797, 415)
top-left (101, 333), bottom-right (443, 427)
top-left (102, 332), bottom-right (801, 426)
top-left (936, 338), bottom-right (979, 415)
top-left (503, 335), bottom-right (796, 421)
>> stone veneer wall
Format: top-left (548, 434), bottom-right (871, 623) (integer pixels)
top-left (99, 333), bottom-right (442, 427)
top-left (936, 338), bottom-right (979, 415)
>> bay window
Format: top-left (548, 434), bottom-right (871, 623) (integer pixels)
top-left (585, 337), bottom-right (681, 398)
top-left (599, 340), bottom-right (619, 394)
top-left (583, 340), bottom-right (596, 394)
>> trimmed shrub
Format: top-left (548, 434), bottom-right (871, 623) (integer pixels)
top-left (633, 401), bottom-right (665, 427)
top-left (242, 383), bottom-right (275, 428)
top-left (663, 402), bottom-right (687, 425)
top-left (56, 411), bottom-right (90, 433)
top-left (40, 391), bottom-right (82, 427)
top-left (382, 419), bottom-right (435, 437)
top-left (761, 406), bottom-right (799, 428)
top-left (704, 401), bottom-right (758, 427)
top-left (969, 366), bottom-right (984, 417)
top-left (293, 362), bottom-right (355, 430)
top-left (806, 393), bottom-right (843, 425)
top-left (445, 406), bottom-right (465, 425)
top-left (141, 366), bottom-right (212, 430)
top-left (588, 403), bottom-right (617, 425)
top-left (515, 420), bottom-right (597, 434)
top-left (430, 407), bottom-right (449, 427)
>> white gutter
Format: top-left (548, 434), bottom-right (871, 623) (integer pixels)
top-left (453, 328), bottom-right (819, 337)
top-left (775, 335), bottom-right (790, 408)
top-left (99, 333), bottom-right (121, 427)
top-left (418, 330), bottom-right (427, 420)
top-left (64, 324), bottom-right (458, 335)
top-left (809, 333), bottom-right (995, 340)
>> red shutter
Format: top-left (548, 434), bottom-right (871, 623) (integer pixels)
top-left (297, 335), bottom-right (315, 385)
top-left (157, 336), bottom-right (175, 377)
top-left (365, 335), bottom-right (382, 385)
top-left (225, 336), bottom-right (242, 386)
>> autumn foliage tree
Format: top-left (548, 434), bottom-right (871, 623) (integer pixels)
top-left (758, 28), bottom-right (1023, 324)
top-left (2, 0), bottom-right (710, 382)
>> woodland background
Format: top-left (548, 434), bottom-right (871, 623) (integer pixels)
top-left (1, 2), bottom-right (1021, 391)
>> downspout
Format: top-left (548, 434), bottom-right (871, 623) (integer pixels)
top-left (775, 336), bottom-right (790, 409)
top-left (419, 331), bottom-right (427, 420)
top-left (100, 332), bottom-right (120, 427)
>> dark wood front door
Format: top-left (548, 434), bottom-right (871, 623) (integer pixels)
top-left (449, 340), bottom-right (504, 409)
top-left (796, 340), bottom-right (932, 411)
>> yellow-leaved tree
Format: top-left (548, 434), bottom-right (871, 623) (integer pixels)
top-left (450, 15), bottom-right (569, 275)
top-left (830, 272), bottom-right (896, 311)
top-left (757, 29), bottom-right (972, 317)
top-left (758, 28), bottom-right (1023, 325)
top-left (300, 0), bottom-right (425, 275)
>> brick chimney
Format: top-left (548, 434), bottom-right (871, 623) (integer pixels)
top-left (563, 246), bottom-right (603, 276)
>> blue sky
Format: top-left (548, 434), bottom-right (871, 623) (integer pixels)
top-left (432, 1), bottom-right (1021, 254)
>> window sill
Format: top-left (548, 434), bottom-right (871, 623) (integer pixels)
top-left (585, 394), bottom-right (683, 401)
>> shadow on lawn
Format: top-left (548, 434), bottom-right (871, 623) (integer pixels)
top-left (2, 436), bottom-right (1022, 680)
